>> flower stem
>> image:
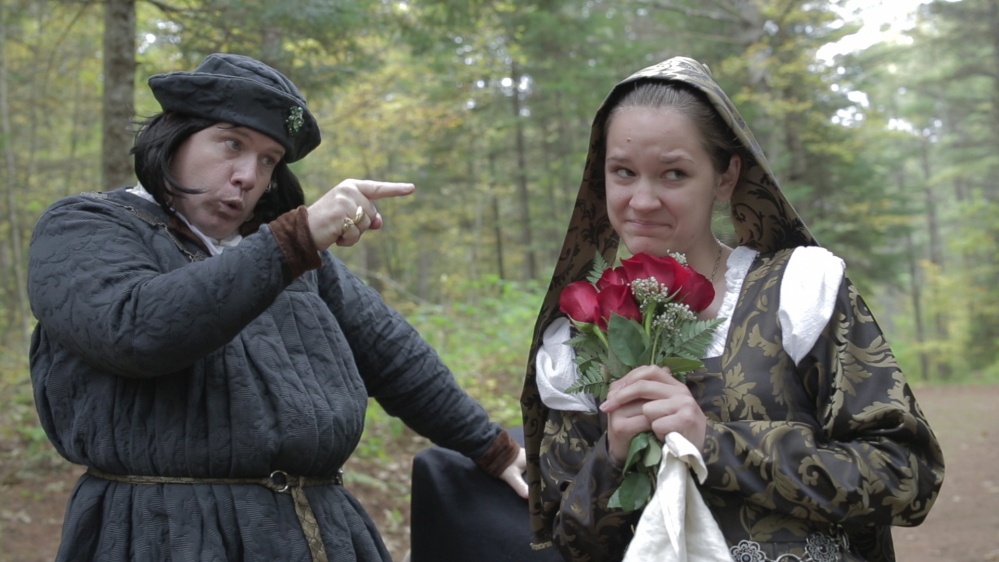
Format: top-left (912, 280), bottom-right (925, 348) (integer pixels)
top-left (594, 326), bottom-right (609, 348)
top-left (644, 306), bottom-right (658, 362)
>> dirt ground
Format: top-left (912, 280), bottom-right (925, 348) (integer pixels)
top-left (890, 384), bottom-right (999, 562)
top-left (1, 384), bottom-right (996, 562)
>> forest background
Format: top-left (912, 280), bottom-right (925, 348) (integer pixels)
top-left (0, 0), bottom-right (996, 558)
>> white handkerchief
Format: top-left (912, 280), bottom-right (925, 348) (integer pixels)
top-left (622, 433), bottom-right (730, 562)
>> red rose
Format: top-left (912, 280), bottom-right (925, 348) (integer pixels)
top-left (621, 253), bottom-right (681, 289)
top-left (596, 284), bottom-right (641, 330)
top-left (674, 269), bottom-right (715, 312)
top-left (669, 261), bottom-right (694, 294)
top-left (597, 266), bottom-right (630, 290)
top-left (559, 281), bottom-right (600, 324)
top-left (621, 252), bottom-right (715, 312)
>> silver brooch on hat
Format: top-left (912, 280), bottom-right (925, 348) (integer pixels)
top-left (286, 106), bottom-right (304, 134)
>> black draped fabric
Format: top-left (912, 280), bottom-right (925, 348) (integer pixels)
top-left (410, 427), bottom-right (561, 562)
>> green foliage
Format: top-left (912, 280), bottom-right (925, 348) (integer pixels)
top-left (351, 279), bottom-right (539, 492)
top-left (137, 0), bottom-right (381, 93)
top-left (844, 0), bottom-right (999, 375)
top-left (0, 346), bottom-right (62, 478)
top-left (569, 362), bottom-right (609, 402)
top-left (608, 431), bottom-right (655, 510)
top-left (353, 399), bottom-right (410, 461)
top-left (389, 277), bottom-right (544, 427)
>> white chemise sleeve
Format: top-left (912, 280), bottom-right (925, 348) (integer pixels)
top-left (536, 317), bottom-right (599, 412)
top-left (705, 245), bottom-right (845, 365)
top-left (778, 246), bottom-right (845, 364)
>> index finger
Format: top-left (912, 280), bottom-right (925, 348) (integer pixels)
top-left (601, 378), bottom-right (671, 413)
top-left (609, 365), bottom-right (674, 392)
top-left (602, 366), bottom-right (678, 411)
top-left (351, 179), bottom-right (416, 201)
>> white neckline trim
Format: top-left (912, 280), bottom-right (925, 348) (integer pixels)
top-left (705, 246), bottom-right (758, 358)
top-left (125, 184), bottom-right (242, 256)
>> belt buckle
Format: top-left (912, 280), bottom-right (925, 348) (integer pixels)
top-left (269, 470), bottom-right (290, 493)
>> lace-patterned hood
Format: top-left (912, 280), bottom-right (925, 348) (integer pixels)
top-left (520, 56), bottom-right (817, 547)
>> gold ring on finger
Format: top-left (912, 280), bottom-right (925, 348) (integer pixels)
top-left (343, 217), bottom-right (355, 231)
top-left (353, 206), bottom-right (365, 224)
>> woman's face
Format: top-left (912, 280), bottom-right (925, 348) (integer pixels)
top-left (170, 123), bottom-right (285, 240)
top-left (604, 107), bottom-right (737, 258)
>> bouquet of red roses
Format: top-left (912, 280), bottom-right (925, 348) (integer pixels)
top-left (558, 252), bottom-right (723, 511)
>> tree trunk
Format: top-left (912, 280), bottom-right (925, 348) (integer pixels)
top-left (898, 172), bottom-right (929, 382)
top-left (466, 148), bottom-right (480, 287)
top-left (906, 232), bottom-right (928, 381)
top-left (920, 138), bottom-right (950, 379)
top-left (990, 0), bottom-right (999, 161)
top-left (261, 27), bottom-right (282, 68)
top-left (0, 6), bottom-right (30, 346)
top-left (102, 0), bottom-right (136, 190)
top-left (540, 115), bottom-right (560, 262)
top-left (510, 61), bottom-right (535, 280)
top-left (489, 151), bottom-right (505, 282)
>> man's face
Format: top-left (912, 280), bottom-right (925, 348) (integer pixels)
top-left (170, 123), bottom-right (285, 239)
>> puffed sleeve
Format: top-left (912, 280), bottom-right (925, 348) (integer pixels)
top-left (27, 195), bottom-right (302, 377)
top-left (315, 251), bottom-right (516, 468)
top-left (540, 408), bottom-right (641, 561)
top-left (700, 277), bottom-right (945, 526)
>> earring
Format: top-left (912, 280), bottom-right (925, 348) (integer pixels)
top-left (266, 181), bottom-right (277, 193)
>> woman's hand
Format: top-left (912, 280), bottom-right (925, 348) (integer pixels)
top-left (599, 365), bottom-right (707, 466)
top-left (307, 179), bottom-right (416, 249)
top-left (498, 446), bottom-right (529, 499)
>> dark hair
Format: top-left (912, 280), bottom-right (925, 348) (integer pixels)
top-left (606, 81), bottom-right (746, 175)
top-left (131, 112), bottom-right (305, 224)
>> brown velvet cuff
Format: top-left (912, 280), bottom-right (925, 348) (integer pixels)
top-left (473, 429), bottom-right (520, 478)
top-left (270, 205), bottom-right (322, 278)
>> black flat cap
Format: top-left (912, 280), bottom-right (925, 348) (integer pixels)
top-left (148, 53), bottom-right (321, 163)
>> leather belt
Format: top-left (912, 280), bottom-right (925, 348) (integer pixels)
top-left (86, 467), bottom-right (343, 562)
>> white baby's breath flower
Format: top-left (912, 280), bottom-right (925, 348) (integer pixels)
top-left (652, 302), bottom-right (695, 336)
top-left (631, 278), bottom-right (676, 312)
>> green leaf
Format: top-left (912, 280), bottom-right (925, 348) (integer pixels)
top-left (565, 363), bottom-right (609, 400)
top-left (609, 431), bottom-right (661, 510)
top-left (607, 314), bottom-right (648, 368)
top-left (658, 356), bottom-right (704, 374)
top-left (621, 431), bottom-right (650, 473)
top-left (663, 318), bottom-right (725, 361)
top-left (603, 347), bottom-right (631, 381)
top-left (570, 341), bottom-right (607, 365)
top-left (607, 471), bottom-right (654, 511)
top-left (586, 254), bottom-right (611, 284)
top-left (643, 441), bottom-right (662, 467)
